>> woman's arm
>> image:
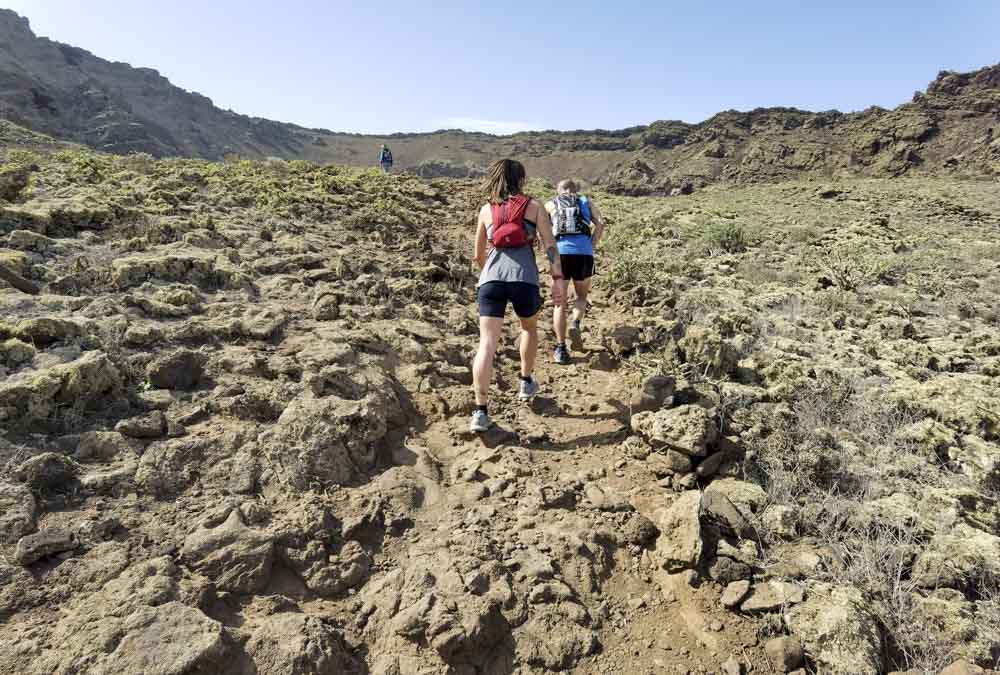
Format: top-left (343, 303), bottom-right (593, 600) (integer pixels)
top-left (474, 209), bottom-right (488, 270)
top-left (534, 201), bottom-right (563, 280)
top-left (590, 201), bottom-right (606, 248)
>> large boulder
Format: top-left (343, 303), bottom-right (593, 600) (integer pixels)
top-left (784, 583), bottom-right (883, 675)
top-left (631, 404), bottom-right (718, 457)
top-left (180, 509), bottom-right (274, 594)
top-left (245, 613), bottom-right (361, 674)
top-left (652, 490), bottom-right (704, 571)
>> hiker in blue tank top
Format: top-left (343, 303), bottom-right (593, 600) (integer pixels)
top-left (545, 179), bottom-right (606, 364)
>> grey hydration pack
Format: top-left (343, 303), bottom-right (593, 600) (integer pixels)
top-left (552, 194), bottom-right (591, 238)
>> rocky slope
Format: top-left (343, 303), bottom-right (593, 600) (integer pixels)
top-left (0, 10), bottom-right (998, 193)
top-left (0, 142), bottom-right (998, 673)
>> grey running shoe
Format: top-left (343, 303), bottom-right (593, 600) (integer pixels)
top-left (469, 409), bottom-right (492, 432)
top-left (553, 345), bottom-right (571, 365)
top-left (568, 320), bottom-right (584, 351)
top-left (518, 377), bottom-right (539, 400)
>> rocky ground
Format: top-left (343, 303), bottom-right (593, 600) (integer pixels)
top-left (0, 147), bottom-right (998, 674)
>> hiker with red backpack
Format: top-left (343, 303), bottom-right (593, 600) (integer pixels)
top-left (545, 179), bottom-right (605, 364)
top-left (470, 159), bottom-right (565, 432)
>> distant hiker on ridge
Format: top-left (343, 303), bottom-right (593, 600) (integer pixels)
top-left (470, 159), bottom-right (565, 432)
top-left (379, 144), bottom-right (393, 173)
top-left (545, 179), bottom-right (605, 364)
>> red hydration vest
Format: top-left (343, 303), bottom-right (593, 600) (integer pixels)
top-left (489, 195), bottom-right (532, 248)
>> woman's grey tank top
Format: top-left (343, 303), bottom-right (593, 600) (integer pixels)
top-left (477, 219), bottom-right (540, 287)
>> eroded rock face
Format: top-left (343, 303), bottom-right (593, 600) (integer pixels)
top-left (264, 365), bottom-right (404, 490)
top-left (181, 509), bottom-right (274, 594)
top-left (246, 613), bottom-right (362, 675)
top-left (145, 349), bottom-right (207, 390)
top-left (97, 602), bottom-right (228, 675)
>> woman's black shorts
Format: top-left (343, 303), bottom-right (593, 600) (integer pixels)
top-left (478, 281), bottom-right (542, 319)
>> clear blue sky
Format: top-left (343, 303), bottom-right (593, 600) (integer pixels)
top-left (3, 1), bottom-right (998, 134)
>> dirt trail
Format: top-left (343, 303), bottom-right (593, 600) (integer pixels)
top-left (394, 282), bottom-right (769, 673)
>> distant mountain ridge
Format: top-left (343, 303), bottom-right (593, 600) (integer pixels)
top-left (0, 9), bottom-right (997, 193)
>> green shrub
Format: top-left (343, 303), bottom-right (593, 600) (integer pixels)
top-left (701, 220), bottom-right (750, 255)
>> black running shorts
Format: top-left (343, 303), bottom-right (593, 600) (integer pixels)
top-left (560, 254), bottom-right (595, 281)
top-left (478, 281), bottom-right (542, 319)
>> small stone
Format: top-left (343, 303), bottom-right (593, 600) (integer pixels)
top-left (939, 661), bottom-right (985, 675)
top-left (721, 580), bottom-right (751, 609)
top-left (696, 451), bottom-right (726, 478)
top-left (765, 636), bottom-right (805, 672)
top-left (147, 349), bottom-right (207, 390)
top-left (722, 656), bottom-right (744, 675)
top-left (116, 410), bottom-right (167, 439)
top-left (15, 528), bottom-right (78, 565)
top-left (740, 580), bottom-right (804, 613)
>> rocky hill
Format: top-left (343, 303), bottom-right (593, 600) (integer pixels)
top-left (0, 9), bottom-right (998, 193)
top-left (0, 141), bottom-right (998, 673)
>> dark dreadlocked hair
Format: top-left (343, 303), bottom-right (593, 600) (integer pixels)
top-left (482, 159), bottom-right (527, 204)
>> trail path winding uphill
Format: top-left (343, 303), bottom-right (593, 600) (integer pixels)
top-left (339, 243), bottom-right (772, 674)
top-left (417, 298), bottom-right (768, 673)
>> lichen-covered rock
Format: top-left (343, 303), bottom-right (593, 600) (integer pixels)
top-left (784, 583), bottom-right (883, 675)
top-left (111, 252), bottom-right (243, 291)
top-left (679, 325), bottom-right (738, 377)
top-left (912, 524), bottom-right (1000, 591)
top-left (0, 351), bottom-right (120, 428)
top-left (631, 404), bottom-right (718, 457)
top-left (0, 337), bottom-right (34, 368)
